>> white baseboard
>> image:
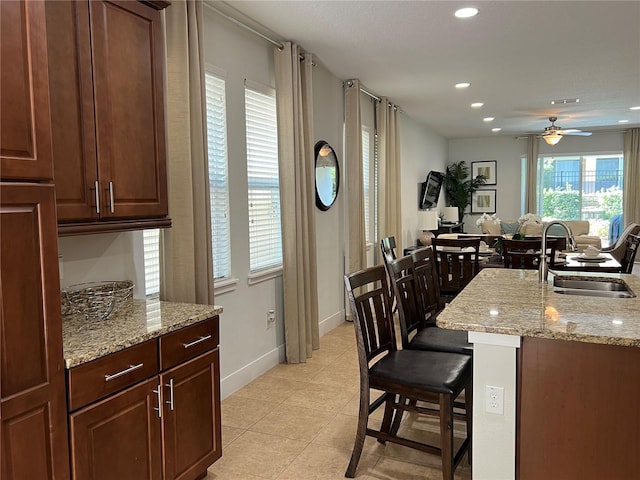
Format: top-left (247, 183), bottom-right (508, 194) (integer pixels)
top-left (220, 309), bottom-right (346, 400)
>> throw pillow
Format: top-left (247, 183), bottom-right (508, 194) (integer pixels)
top-left (481, 222), bottom-right (502, 235)
top-left (524, 223), bottom-right (543, 236)
top-left (501, 221), bottom-right (519, 235)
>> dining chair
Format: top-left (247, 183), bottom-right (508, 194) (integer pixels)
top-left (431, 237), bottom-right (481, 298)
top-left (344, 264), bottom-right (472, 480)
top-left (619, 233), bottom-right (640, 274)
top-left (388, 252), bottom-right (472, 355)
top-left (602, 223), bottom-right (640, 263)
top-left (380, 236), bottom-right (399, 311)
top-left (503, 238), bottom-right (561, 270)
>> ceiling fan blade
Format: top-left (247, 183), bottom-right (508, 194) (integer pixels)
top-left (557, 128), bottom-right (581, 134)
top-left (561, 131), bottom-right (592, 136)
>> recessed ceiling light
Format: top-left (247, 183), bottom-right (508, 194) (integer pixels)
top-left (455, 7), bottom-right (479, 18)
top-left (483, 117), bottom-right (495, 122)
top-left (491, 128), bottom-right (501, 132)
top-left (630, 106), bottom-right (640, 110)
top-left (471, 102), bottom-right (484, 108)
top-left (455, 82), bottom-right (470, 89)
top-left (619, 119), bottom-right (629, 123)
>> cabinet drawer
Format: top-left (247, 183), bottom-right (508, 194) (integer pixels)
top-left (159, 316), bottom-right (219, 371)
top-left (67, 339), bottom-right (158, 411)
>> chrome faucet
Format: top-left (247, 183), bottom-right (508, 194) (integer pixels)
top-left (539, 220), bottom-right (578, 283)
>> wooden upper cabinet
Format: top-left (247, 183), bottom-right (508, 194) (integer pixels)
top-left (46, 0), bottom-right (169, 230)
top-left (0, 0), bottom-right (54, 180)
top-left (0, 183), bottom-right (70, 480)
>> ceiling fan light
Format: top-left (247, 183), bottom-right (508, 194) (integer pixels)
top-left (544, 133), bottom-right (562, 146)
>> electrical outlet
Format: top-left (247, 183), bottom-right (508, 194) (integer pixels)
top-left (485, 385), bottom-right (504, 415)
top-left (266, 310), bottom-right (276, 329)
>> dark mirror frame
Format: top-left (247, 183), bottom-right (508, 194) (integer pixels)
top-left (314, 140), bottom-right (340, 211)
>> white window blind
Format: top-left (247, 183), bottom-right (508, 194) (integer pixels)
top-left (205, 71), bottom-right (231, 279)
top-left (362, 128), bottom-right (371, 243)
top-left (245, 84), bottom-right (282, 271)
top-left (143, 229), bottom-right (160, 297)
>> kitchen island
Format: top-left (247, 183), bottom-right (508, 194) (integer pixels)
top-left (437, 268), bottom-right (640, 480)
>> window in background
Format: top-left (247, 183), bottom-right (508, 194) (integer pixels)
top-left (536, 153), bottom-right (624, 240)
top-left (143, 229), bottom-right (160, 297)
top-left (205, 70), bottom-right (231, 279)
top-left (245, 83), bottom-right (281, 271)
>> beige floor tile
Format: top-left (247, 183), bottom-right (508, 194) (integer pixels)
top-left (368, 456), bottom-right (445, 480)
top-left (205, 463), bottom-right (266, 480)
top-left (276, 443), bottom-right (380, 480)
top-left (341, 390), bottom-right (388, 420)
top-left (318, 334), bottom-right (356, 353)
top-left (311, 413), bottom-right (386, 458)
top-left (263, 360), bottom-right (328, 382)
top-left (305, 348), bottom-right (345, 366)
top-left (233, 374), bottom-right (308, 404)
top-left (211, 430), bottom-right (307, 479)
top-left (249, 402), bottom-right (336, 442)
top-left (221, 395), bottom-right (281, 429)
top-left (308, 360), bottom-right (359, 387)
top-left (222, 425), bottom-right (245, 447)
top-left (282, 380), bottom-right (356, 413)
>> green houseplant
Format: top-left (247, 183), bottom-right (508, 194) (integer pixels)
top-left (443, 161), bottom-right (487, 222)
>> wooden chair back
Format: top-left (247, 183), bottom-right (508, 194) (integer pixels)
top-left (411, 247), bottom-right (444, 325)
top-left (344, 265), bottom-right (397, 366)
top-left (380, 236), bottom-right (397, 263)
top-left (431, 237), bottom-right (481, 295)
top-left (503, 238), bottom-right (560, 269)
top-left (387, 255), bottom-right (424, 349)
top-left (620, 234), bottom-right (640, 274)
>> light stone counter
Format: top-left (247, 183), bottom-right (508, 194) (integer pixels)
top-left (437, 268), bottom-right (640, 347)
top-left (63, 299), bottom-right (223, 368)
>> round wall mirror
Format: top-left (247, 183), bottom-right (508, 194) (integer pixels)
top-left (314, 141), bottom-right (340, 211)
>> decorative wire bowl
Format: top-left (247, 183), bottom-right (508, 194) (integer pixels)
top-left (62, 281), bottom-right (134, 320)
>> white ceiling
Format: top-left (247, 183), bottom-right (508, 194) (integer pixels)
top-left (218, 0), bottom-right (640, 139)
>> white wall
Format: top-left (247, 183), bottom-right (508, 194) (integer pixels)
top-left (448, 131), bottom-right (626, 234)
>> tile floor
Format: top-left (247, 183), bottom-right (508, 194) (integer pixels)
top-left (206, 322), bottom-right (471, 480)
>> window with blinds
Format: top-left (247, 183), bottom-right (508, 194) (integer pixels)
top-left (362, 127), bottom-right (371, 244)
top-left (143, 229), bottom-right (160, 297)
top-left (245, 84), bottom-right (282, 272)
top-left (205, 70), bottom-right (231, 279)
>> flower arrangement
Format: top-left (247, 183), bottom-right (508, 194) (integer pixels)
top-left (475, 213), bottom-right (501, 228)
top-left (518, 213), bottom-right (542, 226)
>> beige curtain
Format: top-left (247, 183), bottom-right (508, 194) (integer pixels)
top-left (525, 134), bottom-right (539, 214)
top-left (161, 0), bottom-right (214, 304)
top-left (274, 43), bottom-right (319, 363)
top-left (376, 98), bottom-right (402, 256)
top-left (345, 80), bottom-right (366, 274)
top-left (623, 128), bottom-right (640, 226)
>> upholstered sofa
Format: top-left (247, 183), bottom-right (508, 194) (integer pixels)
top-left (481, 219), bottom-right (601, 252)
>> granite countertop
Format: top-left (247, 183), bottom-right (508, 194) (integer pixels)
top-left (437, 269), bottom-right (640, 347)
top-left (63, 299), bottom-right (223, 368)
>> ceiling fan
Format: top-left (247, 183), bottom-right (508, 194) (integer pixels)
top-left (539, 116), bottom-right (592, 145)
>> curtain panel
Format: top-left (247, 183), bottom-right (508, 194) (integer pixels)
top-left (161, 0), bottom-right (215, 305)
top-left (623, 128), bottom-right (640, 226)
top-left (274, 42), bottom-right (320, 363)
top-left (345, 80), bottom-right (366, 274)
top-left (525, 134), bottom-right (539, 214)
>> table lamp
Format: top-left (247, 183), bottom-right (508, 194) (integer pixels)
top-left (418, 210), bottom-right (439, 245)
top-left (443, 206), bottom-right (459, 223)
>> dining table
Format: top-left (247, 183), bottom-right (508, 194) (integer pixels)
top-left (551, 252), bottom-right (621, 273)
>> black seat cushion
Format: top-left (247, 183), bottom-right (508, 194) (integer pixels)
top-left (370, 350), bottom-right (471, 396)
top-left (410, 327), bottom-right (473, 355)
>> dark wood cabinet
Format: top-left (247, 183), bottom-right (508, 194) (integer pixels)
top-left (0, 0), bottom-right (54, 180)
top-left (45, 0), bottom-right (170, 232)
top-left (67, 317), bottom-right (221, 480)
top-left (0, 184), bottom-right (70, 480)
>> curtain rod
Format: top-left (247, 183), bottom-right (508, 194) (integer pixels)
top-left (345, 80), bottom-right (404, 113)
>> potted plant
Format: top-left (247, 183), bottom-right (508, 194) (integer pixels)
top-left (443, 161), bottom-right (487, 222)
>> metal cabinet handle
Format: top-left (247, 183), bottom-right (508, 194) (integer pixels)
top-left (183, 334), bottom-right (212, 349)
top-left (108, 181), bottom-right (115, 213)
top-left (104, 363), bottom-right (144, 382)
top-left (94, 181), bottom-right (100, 214)
top-left (153, 384), bottom-right (162, 418)
top-left (165, 378), bottom-right (174, 411)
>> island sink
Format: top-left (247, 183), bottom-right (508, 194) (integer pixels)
top-left (553, 276), bottom-right (635, 298)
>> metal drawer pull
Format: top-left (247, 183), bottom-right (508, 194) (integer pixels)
top-left (94, 181), bottom-right (100, 214)
top-left (153, 384), bottom-right (162, 418)
top-left (183, 334), bottom-right (212, 349)
top-left (165, 378), bottom-right (174, 411)
top-left (108, 181), bottom-right (115, 213)
top-left (104, 363), bottom-right (144, 382)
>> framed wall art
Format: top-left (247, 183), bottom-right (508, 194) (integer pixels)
top-left (472, 160), bottom-right (497, 185)
top-left (471, 189), bottom-right (496, 214)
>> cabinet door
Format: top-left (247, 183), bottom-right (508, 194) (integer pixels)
top-left (0, 0), bottom-right (54, 180)
top-left (90, 0), bottom-right (168, 220)
top-left (69, 377), bottom-right (163, 480)
top-left (0, 183), bottom-right (69, 479)
top-left (162, 350), bottom-right (222, 480)
top-left (45, 0), bottom-right (99, 222)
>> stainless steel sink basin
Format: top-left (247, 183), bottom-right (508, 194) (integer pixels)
top-left (553, 277), bottom-right (636, 298)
